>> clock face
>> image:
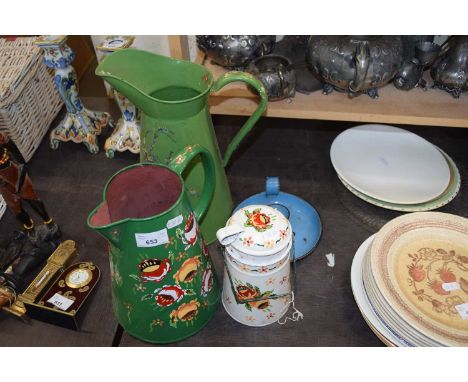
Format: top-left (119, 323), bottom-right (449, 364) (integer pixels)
top-left (65, 268), bottom-right (92, 289)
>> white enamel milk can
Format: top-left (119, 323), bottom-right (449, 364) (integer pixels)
top-left (216, 205), bottom-right (302, 326)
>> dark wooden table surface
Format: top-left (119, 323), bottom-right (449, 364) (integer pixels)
top-left (1, 97), bottom-right (467, 346)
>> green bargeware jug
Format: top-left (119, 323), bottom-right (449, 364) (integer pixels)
top-left (95, 49), bottom-right (268, 244)
top-left (87, 145), bottom-right (220, 344)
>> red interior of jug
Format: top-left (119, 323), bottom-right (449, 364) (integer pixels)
top-left (90, 165), bottom-right (182, 226)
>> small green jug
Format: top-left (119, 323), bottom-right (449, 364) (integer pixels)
top-left (87, 145), bottom-right (220, 344)
top-left (95, 49), bottom-right (268, 244)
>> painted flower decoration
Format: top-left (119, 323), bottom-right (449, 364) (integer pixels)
top-left (150, 319), bottom-right (164, 327)
top-left (436, 265), bottom-right (456, 283)
top-left (265, 277), bottom-right (275, 285)
top-left (279, 229), bottom-right (287, 240)
top-left (239, 263), bottom-right (250, 273)
top-left (258, 266), bottom-right (269, 273)
top-left (164, 237), bottom-right (175, 248)
top-left (123, 110), bottom-right (134, 121)
top-left (122, 302), bottom-right (133, 312)
top-left (408, 264), bottom-right (426, 282)
top-left (173, 256), bottom-right (201, 284)
top-left (263, 239), bottom-right (275, 249)
top-left (242, 236), bottom-right (254, 247)
top-left (406, 246), bottom-right (468, 317)
top-left (57, 57), bottom-right (68, 68)
top-left (244, 208), bottom-right (273, 232)
top-left (169, 299), bottom-right (200, 327)
top-left (236, 284), bottom-right (259, 301)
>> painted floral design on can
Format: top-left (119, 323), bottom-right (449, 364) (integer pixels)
top-left (201, 267), bottom-right (214, 297)
top-left (173, 256), bottom-right (201, 284)
top-left (138, 258), bottom-right (172, 283)
top-left (170, 299), bottom-right (200, 327)
top-left (235, 282), bottom-right (274, 311)
top-left (244, 208), bottom-right (273, 232)
top-left (177, 212), bottom-right (199, 249)
top-left (141, 285), bottom-right (194, 307)
top-left (201, 238), bottom-right (209, 258)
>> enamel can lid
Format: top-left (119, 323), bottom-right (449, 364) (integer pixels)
top-left (217, 205), bottom-right (292, 257)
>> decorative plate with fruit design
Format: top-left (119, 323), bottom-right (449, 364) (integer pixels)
top-left (371, 212), bottom-right (468, 346)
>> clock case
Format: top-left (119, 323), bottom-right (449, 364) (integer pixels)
top-left (24, 262), bottom-right (100, 330)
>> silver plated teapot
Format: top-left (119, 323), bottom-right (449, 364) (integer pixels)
top-left (246, 54), bottom-right (296, 101)
top-left (394, 59), bottom-right (427, 91)
top-left (196, 35), bottom-right (276, 69)
top-left (306, 36), bottom-right (404, 98)
top-left (431, 36), bottom-right (468, 98)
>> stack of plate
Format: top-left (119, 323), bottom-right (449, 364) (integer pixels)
top-left (351, 212), bottom-right (468, 346)
top-left (331, 124), bottom-right (461, 212)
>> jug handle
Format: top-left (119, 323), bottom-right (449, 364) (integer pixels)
top-left (210, 71), bottom-right (268, 167)
top-left (169, 144), bottom-right (216, 222)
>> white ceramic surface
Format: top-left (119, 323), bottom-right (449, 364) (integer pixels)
top-left (337, 148), bottom-right (460, 212)
top-left (369, 212), bottom-right (468, 347)
top-left (330, 124), bottom-right (451, 204)
top-left (217, 204), bottom-right (292, 267)
top-left (219, 204), bottom-right (293, 326)
top-left (222, 253), bottom-right (291, 327)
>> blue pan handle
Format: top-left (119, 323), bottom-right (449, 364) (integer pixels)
top-left (266, 176), bottom-right (280, 196)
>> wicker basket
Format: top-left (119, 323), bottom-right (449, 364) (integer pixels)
top-left (0, 195), bottom-right (6, 220)
top-left (0, 37), bottom-right (63, 162)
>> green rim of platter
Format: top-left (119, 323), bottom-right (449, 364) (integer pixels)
top-left (337, 149), bottom-right (461, 212)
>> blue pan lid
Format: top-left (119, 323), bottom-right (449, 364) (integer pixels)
top-left (234, 177), bottom-right (322, 261)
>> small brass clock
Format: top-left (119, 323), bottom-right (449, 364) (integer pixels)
top-left (65, 268), bottom-right (93, 289)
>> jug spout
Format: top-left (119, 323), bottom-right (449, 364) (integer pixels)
top-left (87, 201), bottom-right (121, 247)
top-left (95, 49), bottom-right (212, 119)
top-left (95, 53), bottom-right (154, 117)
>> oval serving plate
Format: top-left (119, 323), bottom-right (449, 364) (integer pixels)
top-left (337, 148), bottom-right (460, 212)
top-left (331, 124), bottom-right (451, 205)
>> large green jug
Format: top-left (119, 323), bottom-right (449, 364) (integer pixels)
top-left (87, 145), bottom-right (220, 343)
top-left (95, 49), bottom-right (268, 244)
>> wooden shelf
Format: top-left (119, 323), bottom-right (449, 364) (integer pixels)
top-left (202, 58), bottom-right (468, 128)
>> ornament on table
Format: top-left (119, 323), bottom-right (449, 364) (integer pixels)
top-left (196, 35), bottom-right (276, 69)
top-left (34, 35), bottom-right (113, 154)
top-left (307, 36), bottom-right (404, 98)
top-left (96, 36), bottom-right (141, 158)
top-left (0, 132), bottom-right (60, 239)
top-left (0, 132), bottom-right (62, 292)
top-left (394, 41), bottom-right (441, 92)
top-left (217, 204), bottom-right (303, 327)
top-left (431, 36), bottom-right (468, 98)
top-left (87, 145), bottom-right (220, 343)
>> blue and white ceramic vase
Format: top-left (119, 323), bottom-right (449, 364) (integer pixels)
top-left (35, 35), bottom-right (113, 154)
top-left (96, 36), bottom-right (140, 158)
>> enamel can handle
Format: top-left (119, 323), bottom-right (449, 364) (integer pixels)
top-left (216, 224), bottom-right (244, 246)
